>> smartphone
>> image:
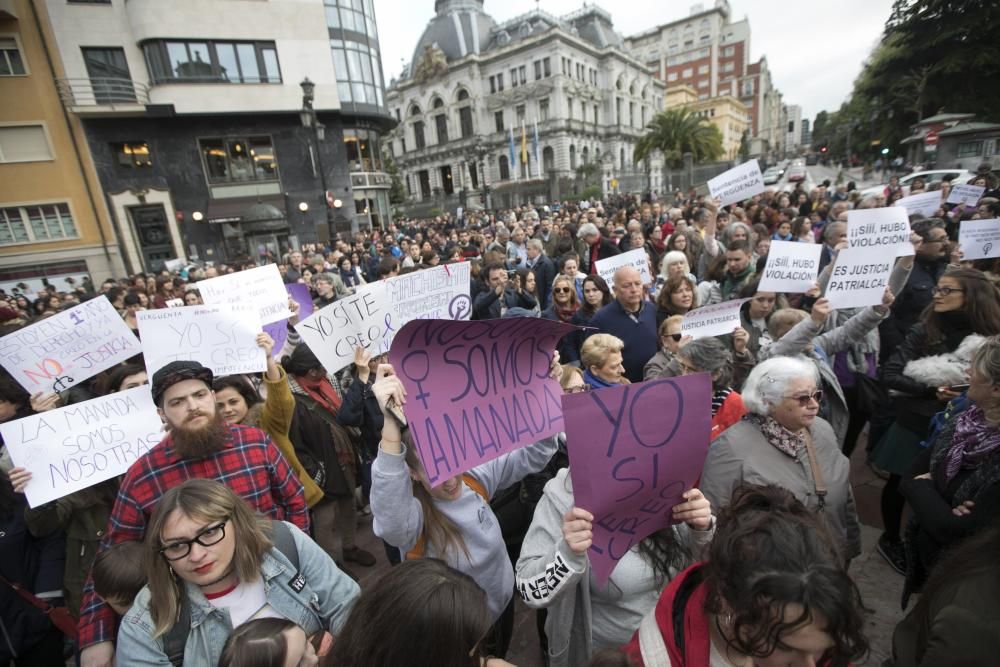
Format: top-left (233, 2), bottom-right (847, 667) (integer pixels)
top-left (385, 396), bottom-right (408, 428)
top-left (948, 384), bottom-right (971, 392)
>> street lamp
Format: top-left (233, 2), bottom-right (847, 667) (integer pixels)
top-left (299, 77), bottom-right (343, 236)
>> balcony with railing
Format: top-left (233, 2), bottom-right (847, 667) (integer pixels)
top-left (56, 78), bottom-right (149, 115)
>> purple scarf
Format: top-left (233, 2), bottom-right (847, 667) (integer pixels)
top-left (944, 405), bottom-right (1000, 484)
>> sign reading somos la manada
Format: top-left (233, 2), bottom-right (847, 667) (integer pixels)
top-left (388, 317), bottom-right (577, 486)
top-left (0, 296), bottom-right (140, 394)
top-left (0, 386), bottom-right (163, 508)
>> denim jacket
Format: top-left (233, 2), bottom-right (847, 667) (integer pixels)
top-left (116, 522), bottom-right (359, 666)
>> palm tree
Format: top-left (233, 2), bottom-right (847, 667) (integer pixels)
top-left (634, 107), bottom-right (724, 168)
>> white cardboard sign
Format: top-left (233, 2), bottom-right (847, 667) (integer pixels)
top-left (958, 218), bottom-right (1000, 260)
top-left (707, 160), bottom-right (766, 207)
top-left (681, 298), bottom-right (750, 339)
top-left (847, 207), bottom-right (914, 257)
top-left (137, 303), bottom-right (265, 377)
top-left (0, 386), bottom-right (163, 507)
top-left (595, 248), bottom-right (654, 289)
top-left (824, 246), bottom-right (893, 310)
top-left (947, 184), bottom-right (985, 207)
top-left (0, 296), bottom-right (140, 394)
top-left (757, 241), bottom-right (822, 294)
top-left (295, 263), bottom-right (472, 373)
top-left (197, 264), bottom-right (291, 325)
top-left (895, 191), bottom-right (943, 218)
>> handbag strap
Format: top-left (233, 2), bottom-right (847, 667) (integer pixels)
top-left (802, 430), bottom-right (828, 511)
top-left (0, 572), bottom-right (53, 613)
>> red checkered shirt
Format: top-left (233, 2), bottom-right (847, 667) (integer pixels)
top-left (77, 423), bottom-right (310, 648)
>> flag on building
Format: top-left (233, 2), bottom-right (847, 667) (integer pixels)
top-left (508, 127), bottom-right (517, 180)
top-left (532, 119), bottom-right (540, 174)
top-left (520, 121), bottom-right (528, 177)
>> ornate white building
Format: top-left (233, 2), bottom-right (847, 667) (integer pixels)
top-left (386, 0), bottom-right (666, 211)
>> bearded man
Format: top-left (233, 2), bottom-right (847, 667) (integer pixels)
top-left (76, 360), bottom-right (309, 667)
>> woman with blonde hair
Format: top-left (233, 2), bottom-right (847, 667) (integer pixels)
top-left (115, 479), bottom-right (359, 666)
top-left (581, 333), bottom-right (629, 389)
top-left (542, 275), bottom-right (582, 363)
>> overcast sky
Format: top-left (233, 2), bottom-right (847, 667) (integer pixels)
top-left (373, 0), bottom-right (893, 123)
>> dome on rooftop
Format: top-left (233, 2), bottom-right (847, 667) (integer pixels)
top-left (410, 0), bottom-right (496, 76)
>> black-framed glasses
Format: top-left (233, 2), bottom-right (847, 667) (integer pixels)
top-left (159, 520), bottom-right (228, 561)
top-left (931, 286), bottom-right (964, 297)
top-left (553, 287), bottom-right (572, 294)
top-left (783, 390), bottom-right (824, 407)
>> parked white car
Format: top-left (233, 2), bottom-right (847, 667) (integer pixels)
top-left (763, 168), bottom-right (782, 185)
top-left (860, 169), bottom-right (975, 199)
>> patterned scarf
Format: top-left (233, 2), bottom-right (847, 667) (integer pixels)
top-left (553, 301), bottom-right (579, 323)
top-left (711, 388), bottom-right (732, 417)
top-left (943, 405), bottom-right (1000, 484)
top-left (743, 413), bottom-right (805, 457)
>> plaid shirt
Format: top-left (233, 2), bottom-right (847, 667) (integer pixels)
top-left (77, 423), bottom-right (310, 648)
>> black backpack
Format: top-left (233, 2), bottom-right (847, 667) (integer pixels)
top-left (163, 520), bottom-right (299, 666)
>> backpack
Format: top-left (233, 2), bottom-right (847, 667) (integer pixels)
top-left (163, 520), bottom-right (299, 667)
top-left (405, 475), bottom-right (488, 560)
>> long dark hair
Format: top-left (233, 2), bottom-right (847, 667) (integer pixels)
top-left (703, 484), bottom-right (869, 667)
top-left (580, 275), bottom-right (612, 316)
top-left (922, 267), bottom-right (1000, 347)
top-left (330, 558), bottom-right (491, 667)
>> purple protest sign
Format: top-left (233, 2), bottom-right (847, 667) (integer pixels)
top-left (262, 283), bottom-right (313, 356)
top-left (389, 317), bottom-right (578, 486)
top-left (564, 374), bottom-right (713, 586)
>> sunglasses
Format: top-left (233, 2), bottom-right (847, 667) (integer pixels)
top-left (783, 390), bottom-right (824, 407)
top-left (553, 287), bottom-right (572, 294)
top-left (565, 384), bottom-right (591, 394)
top-left (664, 333), bottom-right (683, 342)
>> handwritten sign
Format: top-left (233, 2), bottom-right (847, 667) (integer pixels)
top-left (681, 298), bottom-right (750, 339)
top-left (757, 241), bottom-right (822, 293)
top-left (823, 246), bottom-right (892, 310)
top-left (594, 248), bottom-right (653, 289)
top-left (197, 264), bottom-right (291, 325)
top-left (707, 159), bottom-right (765, 207)
top-left (0, 296), bottom-right (140, 394)
top-left (388, 318), bottom-right (576, 485)
top-left (262, 283), bottom-right (314, 358)
top-left (896, 191), bottom-right (943, 218)
top-left (847, 207), bottom-right (914, 257)
top-left (296, 263), bottom-right (471, 373)
top-left (958, 218), bottom-right (1000, 261)
top-left (947, 184), bottom-right (985, 207)
top-left (137, 304), bottom-right (265, 377)
top-left (564, 374), bottom-right (712, 585)
top-left (0, 386), bottom-right (163, 507)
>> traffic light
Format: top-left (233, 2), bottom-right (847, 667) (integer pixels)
top-left (820, 146), bottom-right (828, 153)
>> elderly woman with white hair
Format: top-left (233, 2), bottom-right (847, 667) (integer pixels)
top-left (652, 250), bottom-right (698, 299)
top-left (700, 356), bottom-right (862, 562)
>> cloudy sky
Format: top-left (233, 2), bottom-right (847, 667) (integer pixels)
top-left (373, 0), bottom-right (894, 123)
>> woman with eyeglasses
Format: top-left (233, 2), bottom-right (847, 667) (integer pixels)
top-left (542, 275), bottom-right (581, 363)
top-left (701, 356), bottom-right (862, 563)
top-left (115, 478), bottom-right (359, 666)
top-left (644, 315), bottom-right (687, 380)
top-left (675, 337), bottom-right (747, 440)
top-left (870, 268), bottom-right (1000, 576)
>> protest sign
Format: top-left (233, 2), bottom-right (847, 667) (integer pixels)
top-left (137, 303), bottom-right (264, 376)
top-left (757, 240), bottom-right (822, 293)
top-left (388, 318), bottom-right (577, 486)
top-left (594, 248), bottom-right (654, 288)
top-left (947, 184), bottom-right (985, 207)
top-left (262, 283), bottom-right (314, 358)
top-left (847, 207), bottom-right (914, 257)
top-left (895, 191), bottom-right (943, 218)
top-left (958, 218), bottom-right (1000, 261)
top-left (707, 159), bottom-right (766, 207)
top-left (823, 246), bottom-right (892, 310)
top-left (680, 299), bottom-right (750, 339)
top-left (0, 296), bottom-right (140, 394)
top-left (296, 263), bottom-right (471, 374)
top-left (563, 374), bottom-right (712, 585)
top-left (0, 386), bottom-right (163, 507)
top-left (197, 263), bottom-right (290, 325)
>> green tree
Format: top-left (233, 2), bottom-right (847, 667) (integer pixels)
top-left (633, 107), bottom-right (724, 168)
top-left (381, 140), bottom-right (407, 206)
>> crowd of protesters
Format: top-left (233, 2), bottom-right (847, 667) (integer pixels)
top-left (0, 161), bottom-right (998, 666)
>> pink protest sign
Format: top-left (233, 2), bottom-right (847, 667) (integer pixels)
top-left (388, 317), bottom-right (578, 486)
top-left (262, 283), bottom-right (314, 357)
top-left (564, 374), bottom-right (713, 585)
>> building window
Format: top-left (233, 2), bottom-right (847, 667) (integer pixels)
top-left (0, 204), bottom-right (78, 245)
top-left (516, 104), bottom-right (525, 125)
top-left (329, 38), bottom-right (383, 106)
top-left (698, 79), bottom-right (709, 88)
top-left (324, 0), bottom-right (378, 38)
top-left (682, 67), bottom-right (693, 78)
top-left (698, 64), bottom-right (709, 74)
top-left (489, 75), bottom-right (496, 94)
top-left (499, 155), bottom-right (510, 180)
top-left (543, 57), bottom-right (551, 77)
top-left (593, 104), bottom-right (599, 124)
top-left (539, 98), bottom-right (549, 121)
top-left (667, 72), bottom-right (678, 82)
top-left (518, 65), bottom-right (526, 85)
top-left (616, 98), bottom-right (622, 124)
top-left (435, 113), bottom-right (448, 144)
top-left (459, 106), bottom-right (473, 138)
top-left (723, 46), bottom-right (735, 57)
top-left (722, 61), bottom-right (734, 72)
top-left (497, 72), bottom-right (504, 91)
top-left (957, 140), bottom-right (984, 158)
top-left (495, 111), bottom-right (504, 133)
top-left (0, 125), bottom-right (52, 163)
top-left (413, 120), bottom-right (425, 150)
top-left (629, 102), bottom-right (635, 127)
top-left (112, 142), bottom-right (152, 168)
top-left (743, 80), bottom-right (754, 96)
top-left (144, 40), bottom-right (280, 84)
top-left (0, 37), bottom-right (27, 76)
top-left (198, 136), bottom-right (278, 184)
top-left (510, 68), bottom-right (518, 87)
top-left (534, 60), bottom-right (542, 80)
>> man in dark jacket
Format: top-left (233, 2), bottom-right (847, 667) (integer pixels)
top-left (577, 222), bottom-right (620, 274)
top-left (284, 345), bottom-right (376, 572)
top-left (526, 239), bottom-right (556, 310)
top-left (586, 266), bottom-right (658, 383)
top-left (473, 262), bottom-right (521, 320)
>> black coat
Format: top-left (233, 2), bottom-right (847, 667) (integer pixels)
top-left (530, 255), bottom-right (557, 310)
top-left (287, 392), bottom-right (353, 497)
top-left (879, 255), bottom-right (947, 358)
top-left (583, 238), bottom-right (621, 273)
top-left (337, 376), bottom-right (383, 462)
top-left (473, 287), bottom-right (522, 320)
